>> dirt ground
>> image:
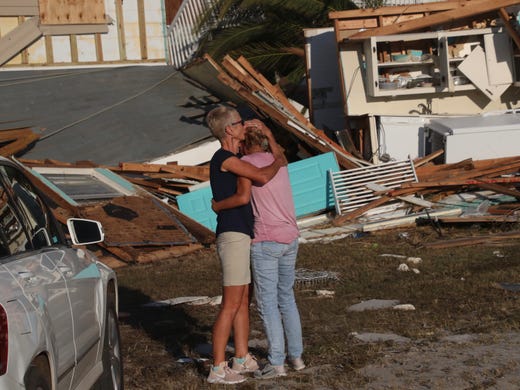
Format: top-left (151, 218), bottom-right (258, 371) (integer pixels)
top-left (117, 226), bottom-right (520, 389)
top-left (214, 331), bottom-right (520, 389)
top-left (353, 332), bottom-right (520, 389)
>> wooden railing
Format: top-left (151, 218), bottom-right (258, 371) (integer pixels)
top-left (166, 0), bottom-right (214, 69)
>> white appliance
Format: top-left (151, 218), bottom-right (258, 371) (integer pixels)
top-left (378, 115), bottom-right (430, 161)
top-left (425, 114), bottom-right (520, 163)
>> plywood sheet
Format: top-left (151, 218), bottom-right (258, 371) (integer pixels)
top-left (38, 0), bottom-right (106, 25)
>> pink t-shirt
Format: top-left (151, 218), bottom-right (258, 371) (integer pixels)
top-left (241, 152), bottom-right (299, 244)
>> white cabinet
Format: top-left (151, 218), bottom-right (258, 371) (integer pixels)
top-left (363, 28), bottom-right (513, 101)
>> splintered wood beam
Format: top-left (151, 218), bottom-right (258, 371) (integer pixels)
top-left (215, 56), bottom-right (362, 169)
top-left (160, 165), bottom-right (209, 181)
top-left (329, 0), bottom-right (475, 20)
top-left (498, 7), bottom-right (520, 50)
top-left (235, 56), bottom-right (310, 125)
top-left (349, 0), bottom-right (520, 39)
top-left (223, 55), bottom-right (310, 128)
top-left (413, 149), bottom-right (444, 167)
top-left (221, 55), bottom-right (264, 92)
top-left (118, 162), bottom-right (209, 181)
top-left (157, 187), bottom-right (183, 196)
top-left (44, 158), bottom-right (74, 166)
top-left (0, 132), bottom-right (40, 156)
top-left (0, 128), bottom-right (34, 139)
top-left (125, 177), bottom-right (162, 189)
top-left (474, 180), bottom-right (520, 198)
top-left (119, 162), bottom-right (162, 172)
top-left (332, 195), bottom-right (392, 226)
top-left (415, 156), bottom-right (519, 180)
top-left (415, 157), bottom-right (520, 183)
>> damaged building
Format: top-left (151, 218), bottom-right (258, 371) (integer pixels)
top-left (0, 0), bottom-right (519, 265)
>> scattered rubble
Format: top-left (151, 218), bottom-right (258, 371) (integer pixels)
top-left (0, 2), bottom-right (518, 268)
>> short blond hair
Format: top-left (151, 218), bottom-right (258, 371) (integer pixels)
top-left (244, 127), bottom-right (270, 152)
top-left (206, 106), bottom-right (237, 140)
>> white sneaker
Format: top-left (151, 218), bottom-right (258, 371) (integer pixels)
top-left (207, 362), bottom-right (247, 384)
top-left (232, 353), bottom-right (260, 373)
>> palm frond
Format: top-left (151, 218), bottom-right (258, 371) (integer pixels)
top-left (195, 0), bottom-right (360, 89)
top-left (227, 42), bottom-right (306, 83)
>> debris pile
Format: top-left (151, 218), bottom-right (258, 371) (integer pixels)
top-left (18, 158), bottom-right (214, 268)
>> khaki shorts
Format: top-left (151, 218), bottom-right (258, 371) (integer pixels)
top-left (216, 232), bottom-right (251, 286)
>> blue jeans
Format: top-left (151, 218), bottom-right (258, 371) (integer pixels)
top-left (251, 239), bottom-right (303, 366)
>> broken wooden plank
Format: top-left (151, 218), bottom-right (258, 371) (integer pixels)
top-left (415, 156), bottom-right (519, 182)
top-left (332, 195), bottom-right (392, 225)
top-left (402, 176), bottom-right (520, 189)
top-left (236, 55), bottom-right (310, 126)
top-left (119, 162), bottom-right (163, 173)
top-left (413, 149), bottom-right (444, 167)
top-left (0, 128), bottom-right (40, 156)
top-left (348, 0), bottom-right (520, 39)
top-left (329, 0), bottom-right (476, 21)
top-left (124, 177), bottom-right (162, 190)
top-left (422, 230), bottom-right (520, 248)
top-left (474, 180), bottom-right (520, 199)
top-left (221, 55), bottom-right (265, 93)
top-left (208, 53), bottom-right (367, 169)
top-left (160, 165), bottom-right (209, 181)
top-left (437, 215), bottom-right (519, 223)
top-left (157, 187), bottom-right (183, 196)
top-left (215, 64), bottom-right (362, 169)
top-left (487, 203), bottom-right (520, 215)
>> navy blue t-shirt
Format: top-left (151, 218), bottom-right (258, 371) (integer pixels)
top-left (210, 148), bottom-right (254, 238)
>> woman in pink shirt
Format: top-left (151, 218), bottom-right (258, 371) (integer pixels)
top-left (213, 124), bottom-right (305, 379)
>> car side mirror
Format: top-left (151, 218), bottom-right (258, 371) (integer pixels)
top-left (66, 218), bottom-right (105, 245)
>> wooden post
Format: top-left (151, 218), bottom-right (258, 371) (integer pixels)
top-left (137, 0), bottom-right (148, 60)
top-left (115, 0), bottom-right (126, 61)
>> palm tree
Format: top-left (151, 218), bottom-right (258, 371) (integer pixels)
top-left (196, 0), bottom-right (358, 86)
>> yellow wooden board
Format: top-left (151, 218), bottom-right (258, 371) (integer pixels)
top-left (38, 0), bottom-right (106, 25)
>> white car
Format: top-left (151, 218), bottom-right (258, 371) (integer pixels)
top-left (0, 157), bottom-right (122, 389)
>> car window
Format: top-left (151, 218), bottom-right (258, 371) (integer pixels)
top-left (1, 166), bottom-right (61, 250)
top-left (0, 180), bottom-right (28, 257)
